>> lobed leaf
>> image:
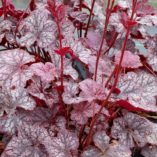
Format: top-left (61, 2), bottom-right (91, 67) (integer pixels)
top-left (117, 71), bottom-right (157, 112)
top-left (0, 49), bottom-right (35, 89)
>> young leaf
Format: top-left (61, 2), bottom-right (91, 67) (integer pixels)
top-left (117, 71), bottom-right (157, 112)
top-left (115, 50), bottom-right (142, 68)
top-left (79, 79), bottom-right (108, 102)
top-left (30, 62), bottom-right (57, 83)
top-left (88, 56), bottom-right (112, 77)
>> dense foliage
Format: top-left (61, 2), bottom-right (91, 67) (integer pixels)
top-left (0, 0), bottom-right (157, 156)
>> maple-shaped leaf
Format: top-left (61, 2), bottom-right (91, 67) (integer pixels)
top-left (71, 102), bottom-right (108, 125)
top-left (19, 9), bottom-right (56, 48)
top-left (115, 50), bottom-right (142, 68)
top-left (1, 123), bottom-right (52, 157)
top-left (79, 79), bottom-right (108, 102)
top-left (48, 130), bottom-right (79, 157)
top-left (0, 87), bottom-right (35, 116)
top-left (0, 49), bottom-right (35, 89)
top-left (93, 131), bottom-right (110, 152)
top-left (117, 71), bottom-right (157, 112)
top-left (30, 62), bottom-right (57, 83)
top-left (141, 145), bottom-right (157, 157)
top-left (111, 112), bottom-right (157, 148)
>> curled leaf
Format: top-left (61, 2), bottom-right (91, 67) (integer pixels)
top-left (31, 62), bottom-right (57, 83)
top-left (79, 79), bottom-right (108, 102)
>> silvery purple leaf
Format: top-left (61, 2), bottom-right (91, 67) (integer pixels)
top-left (0, 49), bottom-right (35, 89)
top-left (48, 130), bottom-right (79, 157)
top-left (141, 145), bottom-right (157, 157)
top-left (70, 11), bottom-right (89, 23)
top-left (105, 141), bottom-right (131, 157)
top-left (79, 79), bottom-right (108, 102)
top-left (81, 141), bottom-right (131, 157)
top-left (0, 107), bottom-right (53, 135)
top-left (62, 81), bottom-right (83, 104)
top-left (81, 147), bottom-right (101, 157)
top-left (19, 9), bottom-right (56, 48)
top-left (0, 19), bottom-right (12, 43)
top-left (71, 102), bottom-right (108, 125)
top-left (145, 36), bottom-right (157, 72)
top-left (0, 87), bottom-right (35, 116)
top-left (1, 123), bottom-right (52, 157)
top-left (0, 114), bottom-right (21, 135)
top-left (93, 131), bottom-right (110, 152)
top-left (71, 40), bottom-right (92, 64)
top-left (111, 112), bottom-right (157, 148)
top-left (117, 71), bottom-right (157, 112)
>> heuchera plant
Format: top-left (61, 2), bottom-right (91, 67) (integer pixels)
top-left (0, 0), bottom-right (157, 156)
